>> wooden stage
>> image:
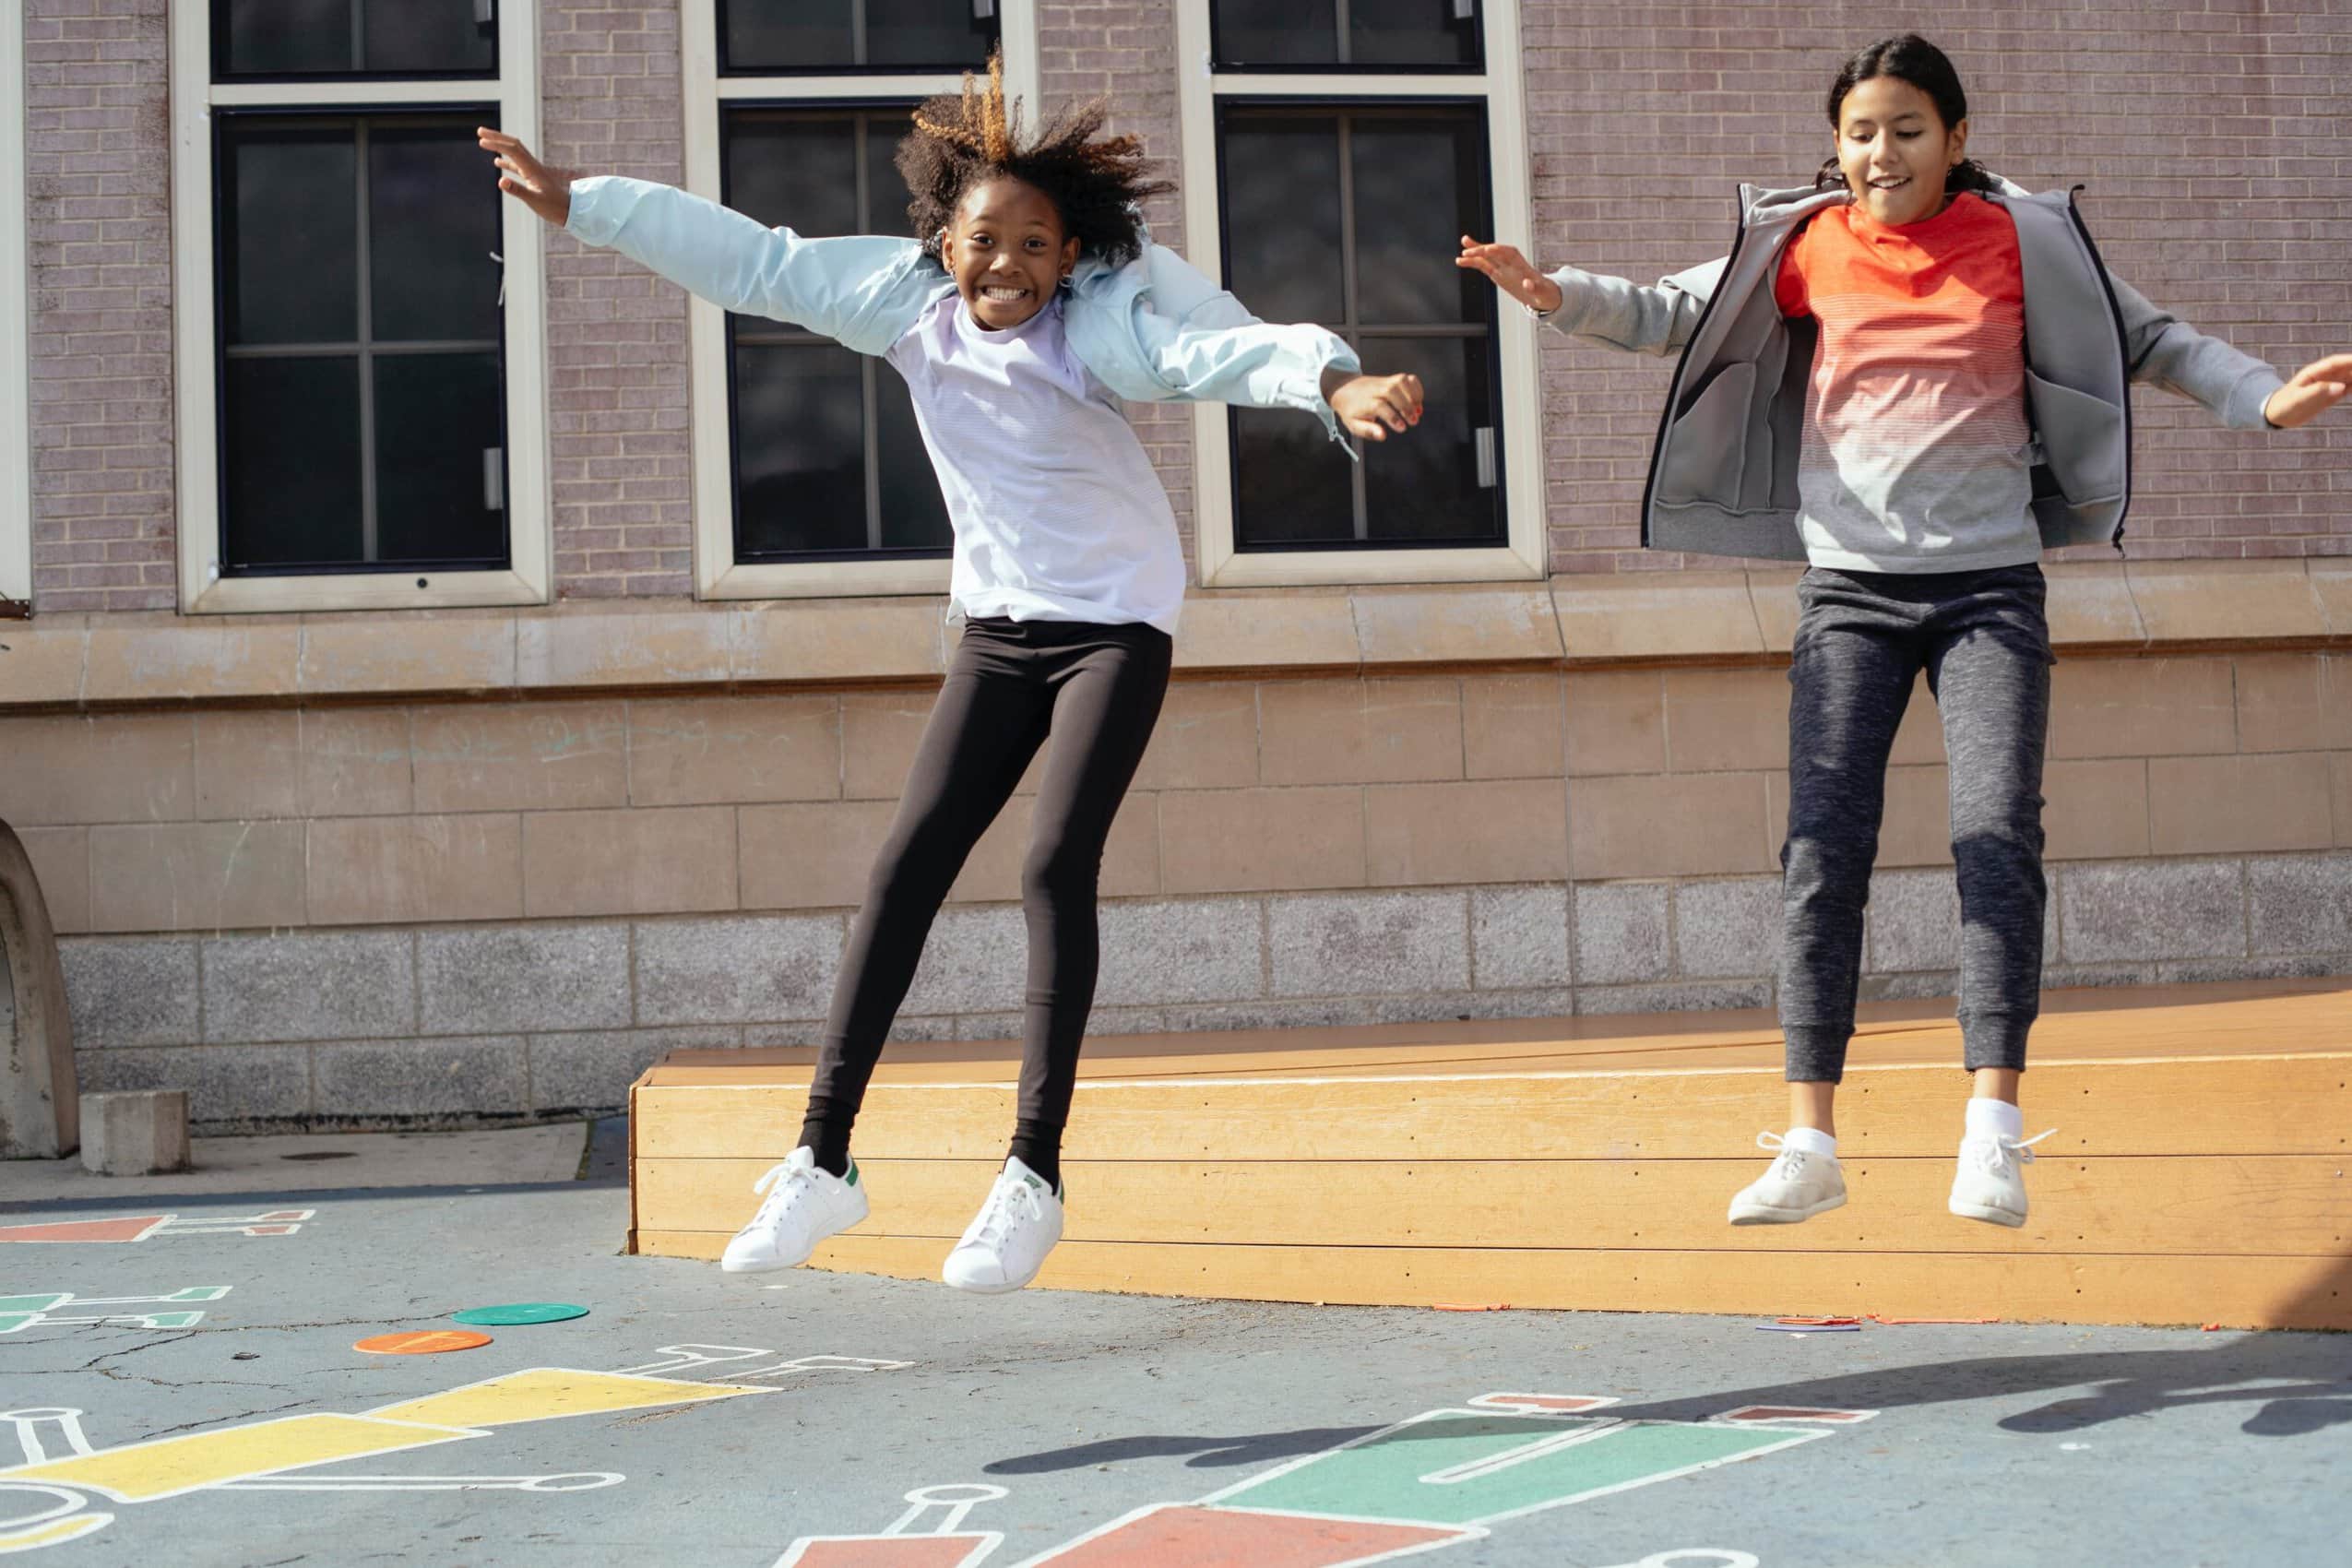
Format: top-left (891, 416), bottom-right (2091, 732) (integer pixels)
top-left (628, 979), bottom-right (2352, 1330)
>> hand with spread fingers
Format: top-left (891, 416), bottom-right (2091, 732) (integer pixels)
top-left (1322, 369), bottom-right (1426, 443)
top-left (2263, 352), bottom-right (2352, 429)
top-left (477, 127), bottom-right (575, 228)
top-left (1456, 234), bottom-right (1563, 317)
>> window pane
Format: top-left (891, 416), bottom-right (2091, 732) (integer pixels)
top-left (1348, 0), bottom-right (1479, 68)
top-left (222, 356), bottom-right (363, 570)
top-left (221, 123), bottom-right (358, 346)
top-left (1212, 0), bottom-right (1476, 68)
top-left (362, 0), bottom-right (497, 75)
top-left (217, 0), bottom-right (495, 78)
top-left (733, 344), bottom-right (870, 557)
top-left (374, 351), bottom-right (507, 566)
top-left (1360, 335), bottom-right (1500, 543)
top-left (720, 0), bottom-right (995, 73)
top-left (1349, 112), bottom-right (1488, 326)
top-left (1218, 112), bottom-right (1344, 327)
top-left (1213, 1), bottom-right (1338, 66)
top-left (370, 121), bottom-right (503, 343)
top-left (218, 0), bottom-right (350, 77)
top-left (1231, 407), bottom-right (1356, 548)
top-left (725, 114), bottom-right (862, 238)
top-left (866, 0), bottom-right (997, 68)
top-left (874, 372), bottom-right (951, 550)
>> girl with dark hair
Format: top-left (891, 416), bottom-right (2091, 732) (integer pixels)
top-left (481, 58), bottom-right (1424, 1294)
top-left (1461, 34), bottom-right (2348, 1231)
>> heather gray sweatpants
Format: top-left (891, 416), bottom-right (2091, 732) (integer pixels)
top-left (1778, 564), bottom-right (2053, 1082)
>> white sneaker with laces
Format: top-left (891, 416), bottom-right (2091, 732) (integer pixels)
top-left (941, 1157), bottom-right (1064, 1295)
top-left (1948, 1127), bottom-right (2054, 1228)
top-left (1727, 1131), bottom-right (1847, 1226)
top-left (719, 1146), bottom-right (869, 1274)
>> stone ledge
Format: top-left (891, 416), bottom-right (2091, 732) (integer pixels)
top-left (2, 558), bottom-right (2344, 713)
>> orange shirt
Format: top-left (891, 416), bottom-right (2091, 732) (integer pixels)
top-left (1773, 192), bottom-right (2037, 571)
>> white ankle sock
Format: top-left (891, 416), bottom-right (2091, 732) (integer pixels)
top-left (1966, 1098), bottom-right (2024, 1143)
top-left (1782, 1126), bottom-right (1836, 1158)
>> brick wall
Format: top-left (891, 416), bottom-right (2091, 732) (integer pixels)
top-left (1039, 0), bottom-right (1196, 565)
top-left (23, 0), bottom-right (173, 612)
top-left (1522, 0), bottom-right (2352, 573)
top-left (12, 1), bottom-right (2348, 616)
top-left (541, 0), bottom-right (694, 600)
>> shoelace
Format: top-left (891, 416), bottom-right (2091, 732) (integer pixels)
top-left (747, 1153), bottom-right (818, 1230)
top-left (1965, 1127), bottom-right (2055, 1177)
top-left (969, 1175), bottom-right (1045, 1250)
top-left (1754, 1129), bottom-right (1815, 1181)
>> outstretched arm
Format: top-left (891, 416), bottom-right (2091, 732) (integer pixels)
top-left (478, 127), bottom-right (934, 354)
top-left (1456, 236), bottom-right (1710, 358)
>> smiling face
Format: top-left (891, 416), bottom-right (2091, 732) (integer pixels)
top-left (944, 175), bottom-right (1081, 330)
top-left (1835, 73), bottom-right (1968, 227)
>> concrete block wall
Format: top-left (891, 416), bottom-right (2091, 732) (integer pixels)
top-left (10, 647), bottom-right (2346, 1126)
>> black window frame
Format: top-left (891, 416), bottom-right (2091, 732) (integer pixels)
top-left (208, 104), bottom-right (514, 578)
top-left (715, 0), bottom-right (1000, 78)
top-left (1213, 95), bottom-right (1507, 555)
top-left (209, 0), bottom-right (503, 85)
top-left (718, 99), bottom-right (953, 566)
top-left (1207, 0), bottom-right (1485, 76)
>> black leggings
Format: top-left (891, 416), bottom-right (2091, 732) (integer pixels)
top-left (802, 616), bottom-right (1171, 1162)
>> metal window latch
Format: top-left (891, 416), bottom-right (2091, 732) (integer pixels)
top-left (1474, 426), bottom-right (1497, 489)
top-left (1452, 0), bottom-right (1477, 19)
top-left (483, 449), bottom-right (505, 512)
top-left (972, 0), bottom-right (995, 18)
top-left (474, 0), bottom-right (496, 27)
top-left (490, 250), bottom-right (505, 308)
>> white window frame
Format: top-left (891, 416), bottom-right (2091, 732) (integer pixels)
top-left (1173, 0), bottom-right (1546, 588)
top-left (1, 6), bottom-right (30, 608)
top-left (168, 1), bottom-right (551, 613)
top-left (682, 1), bottom-right (1038, 600)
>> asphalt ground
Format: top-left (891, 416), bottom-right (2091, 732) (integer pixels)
top-left (4, 1123), bottom-right (2347, 1567)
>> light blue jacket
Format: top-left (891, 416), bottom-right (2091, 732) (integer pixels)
top-left (564, 176), bottom-right (1361, 442)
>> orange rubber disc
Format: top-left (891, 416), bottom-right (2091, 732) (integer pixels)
top-left (354, 1329), bottom-right (493, 1355)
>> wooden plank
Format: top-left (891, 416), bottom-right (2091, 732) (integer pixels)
top-left (631, 980), bottom-right (2352, 1090)
top-left (631, 1055), bottom-right (2352, 1161)
top-left (628, 1232), bottom-right (2352, 1331)
top-left (635, 1154), bottom-right (2352, 1258)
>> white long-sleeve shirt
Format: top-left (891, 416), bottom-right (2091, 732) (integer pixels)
top-left (886, 291), bottom-right (1186, 635)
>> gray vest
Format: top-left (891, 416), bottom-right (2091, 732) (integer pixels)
top-left (1644, 184), bottom-right (2132, 562)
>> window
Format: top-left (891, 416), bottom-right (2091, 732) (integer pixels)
top-left (1, 10), bottom-right (28, 609)
top-left (1176, 0), bottom-right (1545, 587)
top-left (171, 0), bottom-right (549, 612)
top-left (683, 2), bottom-right (1039, 599)
top-left (722, 106), bottom-right (950, 563)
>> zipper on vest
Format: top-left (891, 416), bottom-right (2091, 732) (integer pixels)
top-left (1639, 189), bottom-right (1752, 547)
top-left (2061, 185), bottom-right (2136, 554)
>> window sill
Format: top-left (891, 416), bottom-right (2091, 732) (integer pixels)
top-left (5, 558), bottom-right (2344, 713)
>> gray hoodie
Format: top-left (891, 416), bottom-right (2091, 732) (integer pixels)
top-left (1539, 179), bottom-right (2287, 564)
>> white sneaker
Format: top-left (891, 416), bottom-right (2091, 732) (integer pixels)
top-left (719, 1146), bottom-right (869, 1274)
top-left (941, 1157), bottom-right (1063, 1295)
top-left (1728, 1131), bottom-right (1847, 1226)
top-left (1948, 1128), bottom-right (2054, 1228)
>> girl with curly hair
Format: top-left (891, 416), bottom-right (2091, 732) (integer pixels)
top-left (481, 58), bottom-right (1423, 1295)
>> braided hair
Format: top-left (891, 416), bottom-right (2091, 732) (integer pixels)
top-left (897, 52), bottom-right (1173, 268)
top-left (1812, 34), bottom-right (2000, 197)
